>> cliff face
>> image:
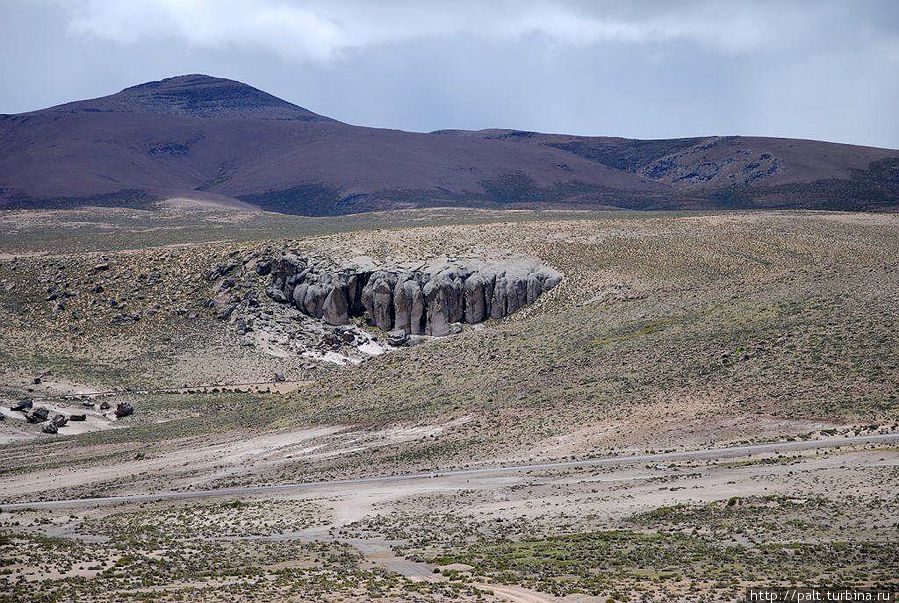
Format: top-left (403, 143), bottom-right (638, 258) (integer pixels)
top-left (267, 255), bottom-right (561, 336)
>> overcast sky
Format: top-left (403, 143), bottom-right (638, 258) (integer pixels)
top-left (2, 0), bottom-right (898, 148)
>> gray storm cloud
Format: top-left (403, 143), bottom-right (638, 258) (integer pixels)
top-left (66, 0), bottom-right (781, 58)
top-left (1, 0), bottom-right (898, 148)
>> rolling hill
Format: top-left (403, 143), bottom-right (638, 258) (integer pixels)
top-left (1, 74), bottom-right (897, 214)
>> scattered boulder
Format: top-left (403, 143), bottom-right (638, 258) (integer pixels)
top-left (51, 414), bottom-right (68, 428)
top-left (274, 372), bottom-right (286, 382)
top-left (99, 401), bottom-right (111, 411)
top-left (243, 287), bottom-right (259, 302)
top-left (69, 414), bottom-right (86, 422)
top-left (320, 332), bottom-right (343, 348)
top-left (208, 260), bottom-right (239, 280)
top-left (255, 259), bottom-right (272, 276)
top-left (111, 313), bottom-right (141, 326)
top-left (387, 329), bottom-right (410, 346)
top-left (26, 407), bottom-right (50, 423)
top-left (11, 398), bottom-right (33, 412)
top-left (215, 303), bottom-right (237, 320)
top-left (42, 423), bottom-right (58, 434)
top-left (265, 286), bottom-right (288, 303)
top-left (114, 402), bottom-right (134, 418)
top-left (234, 318), bottom-right (251, 334)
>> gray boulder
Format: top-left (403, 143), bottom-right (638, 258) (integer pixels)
top-left (26, 407), bottom-right (50, 423)
top-left (11, 398), bottom-right (33, 412)
top-left (265, 286), bottom-right (287, 303)
top-left (255, 259), bottom-right (272, 276)
top-left (115, 402), bottom-right (134, 418)
top-left (387, 330), bottom-right (410, 346)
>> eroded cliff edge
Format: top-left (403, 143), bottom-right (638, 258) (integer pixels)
top-left (265, 255), bottom-right (562, 336)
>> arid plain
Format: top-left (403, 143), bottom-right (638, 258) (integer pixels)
top-left (1, 206), bottom-right (896, 602)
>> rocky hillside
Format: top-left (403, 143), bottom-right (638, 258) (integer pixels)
top-left (2, 74), bottom-right (897, 213)
top-left (265, 254), bottom-right (560, 336)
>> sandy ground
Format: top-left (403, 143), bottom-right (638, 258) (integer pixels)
top-left (4, 436), bottom-right (893, 602)
top-left (0, 403), bottom-right (122, 444)
top-left (1, 208), bottom-right (897, 601)
top-left (0, 416), bottom-right (480, 500)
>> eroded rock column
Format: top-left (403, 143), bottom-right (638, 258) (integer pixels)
top-left (267, 255), bottom-right (561, 336)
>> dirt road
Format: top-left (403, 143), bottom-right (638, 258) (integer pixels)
top-left (2, 433), bottom-right (894, 511)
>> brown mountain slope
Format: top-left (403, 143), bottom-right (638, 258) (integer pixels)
top-left (1, 74), bottom-right (897, 214)
top-left (440, 129), bottom-right (899, 210)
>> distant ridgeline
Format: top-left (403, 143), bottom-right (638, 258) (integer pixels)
top-left (2, 74), bottom-right (898, 213)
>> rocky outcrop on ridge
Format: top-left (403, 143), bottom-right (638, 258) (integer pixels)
top-left (266, 255), bottom-right (561, 336)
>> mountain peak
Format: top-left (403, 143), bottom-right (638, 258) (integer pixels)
top-left (42, 74), bottom-right (330, 121)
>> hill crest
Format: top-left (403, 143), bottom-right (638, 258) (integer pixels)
top-left (30, 74), bottom-right (330, 122)
top-left (1, 75), bottom-right (897, 214)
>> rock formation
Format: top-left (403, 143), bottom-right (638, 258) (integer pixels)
top-left (266, 255), bottom-right (561, 336)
